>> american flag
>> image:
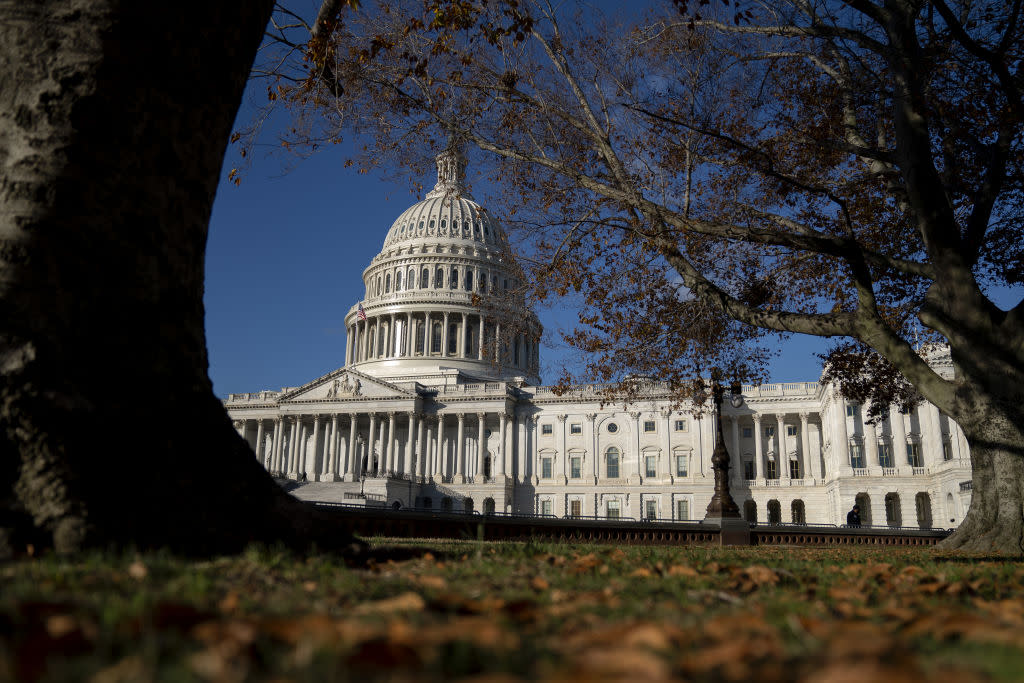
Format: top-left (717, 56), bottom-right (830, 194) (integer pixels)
top-left (357, 303), bottom-right (367, 321)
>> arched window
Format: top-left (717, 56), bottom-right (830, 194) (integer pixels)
top-left (408, 267), bottom-right (416, 289)
top-left (429, 219), bottom-right (435, 232)
top-left (464, 498), bottom-right (474, 513)
top-left (915, 492), bottom-right (932, 529)
top-left (435, 266), bottom-right (444, 288)
top-left (395, 270), bottom-right (402, 291)
top-left (885, 492), bottom-right (902, 527)
top-left (606, 447), bottom-right (620, 479)
top-left (440, 219), bottom-right (447, 231)
top-left (418, 220), bottom-right (424, 232)
top-left (377, 325), bottom-right (386, 357)
top-left (431, 322), bottom-right (442, 353)
top-left (855, 492), bottom-right (873, 526)
top-left (767, 500), bottom-right (781, 525)
top-left (422, 497), bottom-right (432, 510)
top-left (448, 323), bottom-right (458, 354)
top-left (384, 273), bottom-right (391, 293)
top-left (483, 497), bottom-right (496, 515)
top-left (421, 266), bottom-right (430, 288)
top-left (465, 322), bottom-right (478, 357)
top-left (743, 499), bottom-right (758, 524)
top-left (464, 269), bottom-right (473, 290)
top-left (946, 493), bottom-right (957, 524)
top-left (414, 320), bottom-right (425, 353)
top-left (791, 499), bottom-right (806, 525)
top-left (441, 497), bottom-right (452, 512)
top-left (376, 276), bottom-right (382, 296)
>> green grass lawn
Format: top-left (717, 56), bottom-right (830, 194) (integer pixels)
top-left (3, 540), bottom-right (1023, 682)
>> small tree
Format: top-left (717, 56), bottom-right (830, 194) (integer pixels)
top-left (264, 0), bottom-right (1023, 552)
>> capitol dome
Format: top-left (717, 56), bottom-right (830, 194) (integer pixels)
top-left (343, 145), bottom-right (542, 384)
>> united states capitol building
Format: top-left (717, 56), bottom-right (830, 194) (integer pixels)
top-left (224, 147), bottom-right (973, 529)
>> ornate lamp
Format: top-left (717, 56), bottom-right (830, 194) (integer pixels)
top-left (705, 369), bottom-right (742, 520)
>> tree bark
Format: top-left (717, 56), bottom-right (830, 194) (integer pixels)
top-left (0, 1), bottom-right (358, 556)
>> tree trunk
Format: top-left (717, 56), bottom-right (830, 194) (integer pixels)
top-left (941, 429), bottom-right (1024, 554)
top-left (0, 1), bottom-right (358, 556)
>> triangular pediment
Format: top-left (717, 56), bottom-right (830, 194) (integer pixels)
top-left (279, 367), bottom-right (416, 402)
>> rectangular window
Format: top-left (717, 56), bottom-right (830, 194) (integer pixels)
top-left (847, 404), bottom-right (857, 417)
top-left (849, 444), bottom-right (865, 468)
top-left (643, 420), bottom-right (656, 433)
top-left (674, 419), bottom-right (688, 432)
top-left (569, 499), bottom-right (582, 517)
top-left (677, 499), bottom-right (690, 521)
top-left (743, 459), bottom-right (755, 480)
top-left (765, 426), bottom-right (776, 438)
top-left (607, 500), bottom-right (621, 519)
top-left (645, 499), bottom-right (657, 520)
top-left (607, 453), bottom-right (619, 479)
top-left (675, 454), bottom-right (688, 477)
top-left (570, 456), bottom-right (582, 479)
top-left (907, 443), bottom-right (923, 468)
top-left (541, 499), bottom-right (553, 516)
top-left (541, 423), bottom-right (553, 435)
top-left (943, 441), bottom-right (952, 461)
top-left (645, 455), bottom-right (657, 478)
top-left (879, 444), bottom-right (893, 468)
top-left (766, 459), bottom-right (778, 479)
top-left (447, 324), bottom-right (458, 354)
top-left (570, 423), bottom-right (582, 435)
top-left (786, 425), bottom-right (798, 437)
top-left (789, 459), bottom-right (801, 479)
top-left (541, 458), bottom-right (552, 479)
top-left (742, 427), bottom-right (753, 438)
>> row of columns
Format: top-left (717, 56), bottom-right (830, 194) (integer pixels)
top-left (237, 411), bottom-right (522, 483)
top-left (825, 391), bottom-right (968, 473)
top-left (725, 412), bottom-right (819, 482)
top-left (345, 311), bottom-right (539, 373)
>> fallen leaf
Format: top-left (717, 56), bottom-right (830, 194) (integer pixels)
top-left (531, 576), bottom-right (550, 591)
top-left (353, 592), bottom-right (426, 616)
top-left (127, 561), bottom-right (148, 580)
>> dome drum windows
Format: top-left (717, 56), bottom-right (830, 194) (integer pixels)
top-left (421, 266), bottom-right (430, 288)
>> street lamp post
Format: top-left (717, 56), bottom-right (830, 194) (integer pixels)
top-left (703, 370), bottom-right (749, 544)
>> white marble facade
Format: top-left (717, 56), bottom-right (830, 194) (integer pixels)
top-left (224, 148), bottom-right (973, 529)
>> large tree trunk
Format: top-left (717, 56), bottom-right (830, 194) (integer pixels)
top-left (941, 410), bottom-right (1024, 554)
top-left (0, 1), bottom-right (357, 556)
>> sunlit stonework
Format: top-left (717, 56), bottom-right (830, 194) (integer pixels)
top-left (224, 147), bottom-right (973, 528)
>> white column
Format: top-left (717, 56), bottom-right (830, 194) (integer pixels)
top-left (442, 312), bottom-right (450, 356)
top-left (478, 315), bottom-right (485, 360)
top-left (753, 414), bottom-right (763, 479)
top-left (777, 414), bottom-right (789, 482)
top-left (498, 412), bottom-right (508, 477)
top-left (731, 416), bottom-right (741, 479)
top-left (324, 414), bottom-right (338, 480)
top-left (557, 414), bottom-right (568, 482)
top-left (286, 418), bottom-right (299, 477)
top-left (457, 314), bottom-right (466, 358)
top-left (417, 416), bottom-right (427, 478)
top-left (271, 417), bottom-right (283, 473)
top-left (455, 413), bottom-right (465, 481)
top-left (255, 419), bottom-right (266, 465)
top-left (406, 412), bottom-right (418, 476)
top-left (586, 414), bottom-right (597, 482)
top-left (346, 414), bottom-right (357, 481)
top-left (834, 392), bottom-right (849, 468)
top-left (296, 420), bottom-right (308, 479)
top-left (631, 411), bottom-right (642, 479)
top-left (385, 412), bottom-right (396, 474)
top-left (366, 413), bottom-right (377, 475)
top-left (662, 410), bottom-right (672, 479)
top-left (922, 402), bottom-right (942, 468)
top-left (800, 412), bottom-right (816, 480)
top-left (477, 412), bottom-right (487, 478)
top-left (517, 414), bottom-right (527, 483)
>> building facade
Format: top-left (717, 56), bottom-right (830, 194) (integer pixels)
top-left (224, 147), bottom-right (973, 529)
